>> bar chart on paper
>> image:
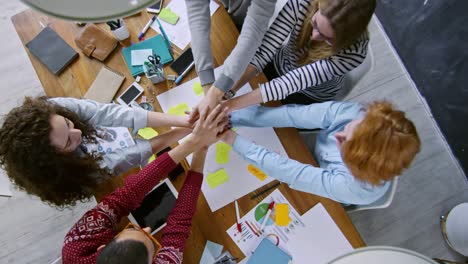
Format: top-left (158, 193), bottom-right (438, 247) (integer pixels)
top-left (156, 67), bottom-right (286, 211)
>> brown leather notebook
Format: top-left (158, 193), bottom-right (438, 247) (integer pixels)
top-left (84, 66), bottom-right (125, 103)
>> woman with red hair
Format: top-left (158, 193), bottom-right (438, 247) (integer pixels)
top-left (222, 101), bottom-right (421, 205)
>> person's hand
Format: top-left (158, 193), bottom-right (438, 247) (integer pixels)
top-left (188, 86), bottom-right (224, 123)
top-left (189, 104), bottom-right (229, 147)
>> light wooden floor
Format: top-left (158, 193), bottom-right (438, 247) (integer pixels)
top-left (0, 1), bottom-right (466, 263)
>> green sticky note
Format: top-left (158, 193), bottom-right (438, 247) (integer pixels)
top-left (231, 127), bottom-right (239, 132)
top-left (193, 81), bottom-right (204, 96)
top-left (148, 154), bottom-right (156, 163)
top-left (168, 103), bottom-right (189, 116)
top-left (159, 7), bottom-right (179, 25)
top-left (138, 127), bottom-right (159, 139)
top-left (215, 142), bottom-right (232, 164)
top-left (207, 169), bottom-right (229, 188)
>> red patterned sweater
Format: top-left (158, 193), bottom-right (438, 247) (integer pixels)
top-left (62, 152), bottom-right (203, 264)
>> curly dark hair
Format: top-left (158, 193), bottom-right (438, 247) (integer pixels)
top-left (0, 97), bottom-right (111, 208)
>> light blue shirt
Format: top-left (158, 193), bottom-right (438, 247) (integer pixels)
top-left (50, 97), bottom-right (152, 176)
top-left (230, 101), bottom-right (390, 205)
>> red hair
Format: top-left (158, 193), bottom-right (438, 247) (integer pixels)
top-left (341, 101), bottom-right (420, 185)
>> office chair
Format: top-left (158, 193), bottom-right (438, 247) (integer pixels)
top-left (346, 176), bottom-right (399, 213)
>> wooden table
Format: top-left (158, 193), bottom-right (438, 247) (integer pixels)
top-left (12, 6), bottom-right (365, 263)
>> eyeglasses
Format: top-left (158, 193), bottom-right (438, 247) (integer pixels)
top-left (115, 222), bottom-right (162, 258)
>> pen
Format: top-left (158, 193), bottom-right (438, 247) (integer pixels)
top-left (156, 18), bottom-right (173, 56)
top-left (260, 201), bottom-right (275, 232)
top-left (138, 15), bottom-right (156, 41)
top-left (235, 200), bottom-right (242, 233)
top-left (175, 61), bottom-right (195, 84)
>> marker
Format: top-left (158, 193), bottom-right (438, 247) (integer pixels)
top-left (138, 15), bottom-right (156, 41)
top-left (235, 200), bottom-right (242, 233)
top-left (175, 61), bottom-right (195, 85)
top-left (155, 18), bottom-right (173, 56)
top-left (260, 201), bottom-right (275, 232)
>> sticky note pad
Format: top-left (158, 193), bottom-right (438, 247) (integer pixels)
top-left (131, 49), bottom-right (153, 66)
top-left (247, 164), bottom-right (267, 181)
top-left (168, 103), bottom-right (189, 116)
top-left (138, 127), bottom-right (159, 139)
top-left (159, 7), bottom-right (179, 25)
top-left (275, 203), bottom-right (291, 226)
top-left (207, 169), bottom-right (229, 188)
top-left (193, 81), bottom-right (204, 96)
top-left (215, 142), bottom-right (232, 164)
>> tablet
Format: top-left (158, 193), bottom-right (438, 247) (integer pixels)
top-left (116, 82), bottom-right (144, 106)
top-left (128, 178), bottom-right (179, 234)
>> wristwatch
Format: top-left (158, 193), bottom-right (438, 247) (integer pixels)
top-left (223, 90), bottom-right (236, 100)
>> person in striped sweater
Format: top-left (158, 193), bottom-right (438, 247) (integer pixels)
top-left (225, 0), bottom-right (376, 108)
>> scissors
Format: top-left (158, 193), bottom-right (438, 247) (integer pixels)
top-left (147, 54), bottom-right (161, 67)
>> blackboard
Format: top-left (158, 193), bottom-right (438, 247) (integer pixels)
top-left (375, 0), bottom-right (468, 177)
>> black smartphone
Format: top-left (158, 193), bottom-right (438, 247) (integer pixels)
top-left (147, 0), bottom-right (163, 13)
top-left (170, 48), bottom-right (194, 75)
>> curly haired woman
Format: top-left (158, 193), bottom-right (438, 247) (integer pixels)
top-left (0, 97), bottom-right (193, 207)
top-left (221, 101), bottom-right (421, 205)
top-left (223, 0), bottom-right (376, 109)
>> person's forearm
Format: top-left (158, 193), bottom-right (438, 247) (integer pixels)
top-left (147, 112), bottom-right (191, 128)
top-left (190, 148), bottom-right (208, 172)
top-left (227, 89), bottom-right (263, 112)
top-left (231, 65), bottom-right (258, 93)
top-left (213, 0), bottom-right (276, 92)
top-left (149, 128), bottom-right (192, 153)
top-left (167, 135), bottom-right (199, 164)
top-left (186, 0), bottom-right (215, 86)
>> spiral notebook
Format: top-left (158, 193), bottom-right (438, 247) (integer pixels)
top-left (84, 66), bottom-right (125, 103)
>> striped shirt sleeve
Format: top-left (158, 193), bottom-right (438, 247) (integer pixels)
top-left (249, 0), bottom-right (300, 72)
top-left (260, 35), bottom-right (369, 102)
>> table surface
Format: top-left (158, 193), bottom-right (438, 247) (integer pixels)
top-left (11, 6), bottom-right (365, 263)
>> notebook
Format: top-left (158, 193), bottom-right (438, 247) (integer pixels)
top-left (26, 27), bottom-right (78, 75)
top-left (84, 66), bottom-right (125, 103)
top-left (247, 238), bottom-right (292, 264)
top-left (122, 35), bottom-right (173, 77)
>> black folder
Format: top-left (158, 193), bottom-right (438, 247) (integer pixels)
top-left (26, 27), bottom-right (78, 75)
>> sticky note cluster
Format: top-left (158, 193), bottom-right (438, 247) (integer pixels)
top-left (159, 7), bottom-right (179, 25)
top-left (193, 81), bottom-right (204, 96)
top-left (207, 168), bottom-right (229, 188)
top-left (247, 164), bottom-right (267, 181)
top-left (215, 142), bottom-right (232, 164)
top-left (168, 103), bottom-right (189, 116)
top-left (275, 203), bottom-right (291, 226)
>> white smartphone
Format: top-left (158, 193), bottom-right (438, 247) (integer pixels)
top-left (128, 179), bottom-right (179, 234)
top-left (147, 0), bottom-right (163, 14)
top-left (116, 82), bottom-right (144, 106)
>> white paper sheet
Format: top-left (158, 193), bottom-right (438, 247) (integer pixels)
top-left (287, 203), bottom-right (354, 264)
top-left (156, 67), bottom-right (286, 211)
top-left (0, 169), bottom-right (12, 197)
top-left (150, 0), bottom-right (220, 50)
top-left (131, 49), bottom-right (153, 66)
top-left (226, 189), bottom-right (306, 257)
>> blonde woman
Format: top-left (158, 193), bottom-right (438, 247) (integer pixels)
top-left (225, 0), bottom-right (376, 107)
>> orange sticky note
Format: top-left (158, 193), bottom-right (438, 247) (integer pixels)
top-left (275, 203), bottom-right (291, 226)
top-left (247, 164), bottom-right (267, 181)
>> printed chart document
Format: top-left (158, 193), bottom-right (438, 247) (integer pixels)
top-left (226, 190), bottom-right (306, 257)
top-left (287, 203), bottom-right (354, 263)
top-left (156, 67), bottom-right (286, 211)
top-left (151, 0), bottom-right (220, 49)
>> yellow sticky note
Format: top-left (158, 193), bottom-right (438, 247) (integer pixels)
top-left (148, 154), bottom-right (156, 163)
top-left (215, 142), bottom-right (232, 164)
top-left (275, 203), bottom-right (291, 226)
top-left (159, 7), bottom-right (179, 25)
top-left (138, 127), bottom-right (159, 139)
top-left (231, 127), bottom-right (239, 132)
top-left (247, 164), bottom-right (267, 181)
top-left (168, 103), bottom-right (189, 116)
top-left (207, 168), bottom-right (229, 188)
top-left (193, 81), bottom-right (204, 96)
